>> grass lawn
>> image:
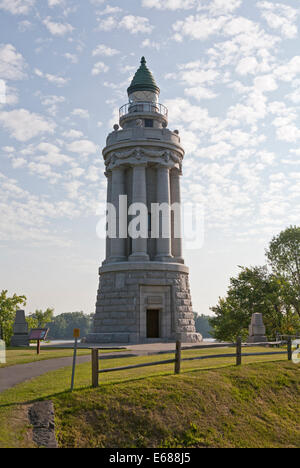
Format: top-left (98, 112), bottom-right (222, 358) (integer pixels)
top-left (0, 347), bottom-right (123, 368)
top-left (0, 346), bottom-right (298, 448)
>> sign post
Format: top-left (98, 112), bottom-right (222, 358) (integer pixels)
top-left (71, 329), bottom-right (80, 392)
top-left (28, 328), bottom-right (49, 354)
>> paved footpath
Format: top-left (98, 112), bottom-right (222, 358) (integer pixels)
top-left (0, 356), bottom-right (91, 393)
top-left (0, 341), bottom-right (216, 393)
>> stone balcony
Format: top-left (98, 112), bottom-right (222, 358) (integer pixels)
top-left (106, 127), bottom-right (181, 148)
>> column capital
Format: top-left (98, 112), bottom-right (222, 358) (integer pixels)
top-left (131, 161), bottom-right (148, 168)
top-left (155, 163), bottom-right (171, 171)
top-left (171, 168), bottom-right (182, 177)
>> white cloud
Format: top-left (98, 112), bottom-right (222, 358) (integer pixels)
top-left (142, 0), bottom-right (196, 10)
top-left (43, 16), bottom-right (74, 36)
top-left (141, 38), bottom-right (161, 50)
top-left (254, 74), bottom-right (278, 92)
top-left (184, 86), bottom-right (217, 100)
top-left (208, 0), bottom-right (242, 14)
top-left (71, 108), bottom-right (90, 119)
top-left (66, 139), bottom-right (98, 156)
top-left (40, 94), bottom-right (65, 116)
top-left (85, 165), bottom-right (100, 182)
top-left (0, 108), bottom-right (55, 141)
top-left (119, 15), bottom-right (154, 34)
top-left (173, 14), bottom-right (228, 42)
top-left (28, 161), bottom-right (61, 184)
top-left (0, 0), bottom-right (35, 15)
top-left (165, 97), bottom-right (219, 132)
top-left (96, 5), bottom-right (122, 15)
top-left (64, 53), bottom-right (78, 63)
top-left (91, 61), bottom-right (109, 75)
top-left (0, 44), bottom-right (26, 80)
top-left (276, 124), bottom-right (300, 143)
top-left (236, 57), bottom-right (258, 75)
top-left (258, 1), bottom-right (299, 39)
top-left (97, 15), bottom-right (118, 31)
top-left (34, 68), bottom-right (69, 86)
top-left (35, 142), bottom-right (72, 166)
top-left (48, 0), bottom-right (63, 6)
top-left (92, 44), bottom-right (119, 57)
top-left (97, 14), bottom-right (154, 34)
top-left (62, 129), bottom-right (84, 139)
top-left (286, 88), bottom-right (300, 104)
top-left (143, 0), bottom-right (242, 14)
top-left (274, 56), bottom-right (300, 82)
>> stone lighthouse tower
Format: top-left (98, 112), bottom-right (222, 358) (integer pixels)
top-left (87, 57), bottom-right (201, 344)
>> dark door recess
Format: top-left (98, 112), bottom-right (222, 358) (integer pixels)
top-left (147, 309), bottom-right (160, 338)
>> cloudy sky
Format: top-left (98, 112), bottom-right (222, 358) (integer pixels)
top-left (0, 0), bottom-right (300, 317)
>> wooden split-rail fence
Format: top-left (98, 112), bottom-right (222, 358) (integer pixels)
top-left (91, 337), bottom-right (293, 388)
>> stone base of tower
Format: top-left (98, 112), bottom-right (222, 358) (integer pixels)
top-left (85, 262), bottom-right (202, 344)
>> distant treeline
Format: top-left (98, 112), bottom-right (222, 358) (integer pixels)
top-left (46, 311), bottom-right (212, 340)
top-left (47, 312), bottom-right (93, 340)
top-left (193, 313), bottom-right (213, 338)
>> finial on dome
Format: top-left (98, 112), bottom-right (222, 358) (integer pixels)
top-left (127, 56), bottom-right (160, 96)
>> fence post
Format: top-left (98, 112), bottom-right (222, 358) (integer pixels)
top-left (236, 337), bottom-right (242, 366)
top-left (175, 341), bottom-right (182, 374)
top-left (287, 337), bottom-right (292, 361)
top-left (92, 348), bottom-right (99, 387)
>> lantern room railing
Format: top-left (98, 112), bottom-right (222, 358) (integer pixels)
top-left (119, 102), bottom-right (168, 119)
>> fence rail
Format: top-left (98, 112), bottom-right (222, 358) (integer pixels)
top-left (91, 338), bottom-right (292, 388)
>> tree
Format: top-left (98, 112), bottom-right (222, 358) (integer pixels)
top-left (266, 226), bottom-right (300, 318)
top-left (0, 290), bottom-right (27, 346)
top-left (47, 312), bottom-right (93, 339)
top-left (209, 266), bottom-right (299, 341)
top-left (193, 313), bottom-right (212, 338)
top-left (28, 308), bottom-right (54, 328)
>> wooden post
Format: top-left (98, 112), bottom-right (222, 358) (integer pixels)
top-left (175, 340), bottom-right (181, 374)
top-left (287, 337), bottom-right (292, 361)
top-left (236, 337), bottom-right (242, 366)
top-left (92, 348), bottom-right (99, 387)
top-left (37, 340), bottom-right (40, 355)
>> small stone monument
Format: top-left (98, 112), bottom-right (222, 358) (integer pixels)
top-left (0, 339), bottom-right (5, 364)
top-left (248, 313), bottom-right (267, 343)
top-left (10, 310), bottom-right (29, 347)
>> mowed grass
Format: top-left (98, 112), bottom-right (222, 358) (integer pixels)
top-left (0, 347), bottom-right (123, 368)
top-left (0, 346), bottom-right (298, 448)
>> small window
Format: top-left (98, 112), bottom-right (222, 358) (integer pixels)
top-left (145, 119), bottom-right (154, 128)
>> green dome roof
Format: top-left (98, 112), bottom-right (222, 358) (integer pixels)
top-left (127, 57), bottom-right (160, 96)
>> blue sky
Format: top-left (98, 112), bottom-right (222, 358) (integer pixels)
top-left (0, 0), bottom-right (300, 317)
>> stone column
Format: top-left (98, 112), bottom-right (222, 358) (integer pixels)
top-left (170, 169), bottom-right (184, 264)
top-left (129, 164), bottom-right (149, 262)
top-left (105, 171), bottom-right (112, 262)
top-left (155, 165), bottom-right (172, 261)
top-left (109, 166), bottom-right (126, 262)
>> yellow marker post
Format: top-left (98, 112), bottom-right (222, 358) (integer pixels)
top-left (71, 329), bottom-right (80, 391)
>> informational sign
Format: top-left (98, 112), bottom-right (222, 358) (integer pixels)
top-left (73, 328), bottom-right (80, 339)
top-left (29, 328), bottom-right (49, 341)
top-left (29, 328), bottom-right (49, 355)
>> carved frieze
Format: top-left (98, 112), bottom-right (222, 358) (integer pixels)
top-left (105, 146), bottom-right (183, 171)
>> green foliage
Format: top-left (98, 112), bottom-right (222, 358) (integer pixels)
top-left (0, 290), bottom-right (26, 346)
top-left (210, 226), bottom-right (300, 341)
top-left (266, 225), bottom-right (300, 318)
top-left (193, 313), bottom-right (212, 338)
top-left (47, 312), bottom-right (93, 339)
top-left (28, 308), bottom-right (54, 328)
